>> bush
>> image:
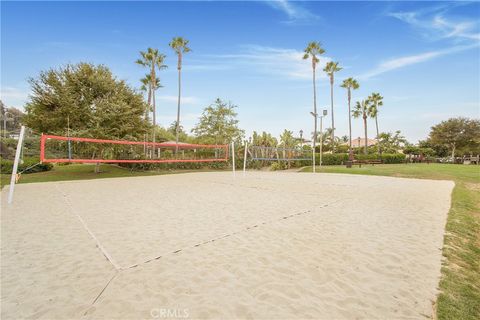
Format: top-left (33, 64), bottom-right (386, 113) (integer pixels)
top-left (1, 157), bottom-right (53, 174)
top-left (317, 153), bottom-right (349, 165)
top-left (270, 162), bottom-right (287, 171)
top-left (355, 153), bottom-right (406, 164)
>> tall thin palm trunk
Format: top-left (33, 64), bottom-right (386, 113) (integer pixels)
top-left (146, 84), bottom-right (152, 120)
top-left (312, 65), bottom-right (317, 171)
top-left (150, 64), bottom-right (156, 147)
top-left (175, 64), bottom-right (182, 151)
top-left (363, 115), bottom-right (368, 154)
top-left (330, 75), bottom-right (335, 152)
top-left (348, 90), bottom-right (353, 161)
top-left (375, 114), bottom-right (381, 155)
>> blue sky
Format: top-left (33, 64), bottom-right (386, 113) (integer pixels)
top-left (1, 0), bottom-right (479, 142)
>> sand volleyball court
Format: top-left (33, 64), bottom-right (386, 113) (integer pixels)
top-left (1, 171), bottom-right (453, 319)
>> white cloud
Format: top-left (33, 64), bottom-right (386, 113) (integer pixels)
top-left (204, 45), bottom-right (332, 80)
top-left (360, 44), bottom-right (478, 79)
top-left (388, 6), bottom-right (480, 42)
top-left (264, 0), bottom-right (320, 25)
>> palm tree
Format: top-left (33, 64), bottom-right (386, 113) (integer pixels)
top-left (323, 61), bottom-right (342, 152)
top-left (340, 78), bottom-right (360, 161)
top-left (352, 99), bottom-right (372, 155)
top-left (303, 41), bottom-right (325, 172)
top-left (136, 48), bottom-right (167, 144)
top-left (169, 37), bottom-right (191, 149)
top-left (368, 92), bottom-right (384, 154)
top-left (140, 74), bottom-right (161, 120)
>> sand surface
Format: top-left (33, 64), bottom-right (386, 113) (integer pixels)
top-left (1, 171), bottom-right (453, 319)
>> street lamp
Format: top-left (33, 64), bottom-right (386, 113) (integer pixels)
top-left (310, 109), bottom-right (328, 167)
top-left (299, 129), bottom-right (303, 147)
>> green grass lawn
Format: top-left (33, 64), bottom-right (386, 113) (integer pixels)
top-left (0, 163), bottom-right (214, 187)
top-left (301, 163), bottom-right (480, 320)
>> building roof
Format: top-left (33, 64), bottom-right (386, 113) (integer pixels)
top-left (342, 138), bottom-right (378, 148)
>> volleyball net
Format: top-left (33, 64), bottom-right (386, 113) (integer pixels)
top-left (247, 145), bottom-right (311, 161)
top-left (40, 134), bottom-right (229, 163)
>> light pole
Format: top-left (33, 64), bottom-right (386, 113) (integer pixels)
top-left (311, 109), bottom-right (328, 167)
top-left (299, 129), bottom-right (303, 147)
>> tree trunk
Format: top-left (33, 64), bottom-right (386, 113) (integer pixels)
top-left (348, 90), bottom-right (353, 161)
top-left (312, 64), bottom-right (317, 172)
top-left (94, 163), bottom-right (100, 174)
top-left (330, 75), bottom-right (335, 153)
top-left (175, 55), bottom-right (182, 154)
top-left (375, 113), bottom-right (380, 155)
top-left (151, 64), bottom-right (156, 148)
top-left (451, 144), bottom-right (456, 160)
top-left (146, 84), bottom-right (152, 120)
top-left (363, 115), bottom-right (368, 155)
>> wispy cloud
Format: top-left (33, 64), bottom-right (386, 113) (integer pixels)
top-left (264, 0), bottom-right (320, 25)
top-left (361, 4), bottom-right (480, 80)
top-left (388, 5), bottom-right (480, 42)
top-left (201, 45), bottom-right (331, 80)
top-left (360, 44), bottom-right (478, 79)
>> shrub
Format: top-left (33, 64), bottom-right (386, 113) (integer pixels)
top-left (355, 153), bottom-right (406, 164)
top-left (1, 157), bottom-right (53, 174)
top-left (270, 162), bottom-right (287, 171)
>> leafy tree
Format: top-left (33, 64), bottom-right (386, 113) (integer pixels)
top-left (250, 131), bottom-right (278, 162)
top-left (428, 117), bottom-right (480, 158)
top-left (136, 48), bottom-right (167, 143)
top-left (320, 127), bottom-right (340, 152)
top-left (352, 99), bottom-right (372, 154)
top-left (168, 121), bottom-right (189, 142)
top-left (1, 101), bottom-right (24, 133)
top-left (418, 139), bottom-right (449, 157)
top-left (192, 98), bottom-right (244, 145)
top-left (323, 61), bottom-right (342, 151)
top-left (169, 37), bottom-right (191, 147)
top-left (279, 129), bottom-right (297, 148)
top-left (367, 92), bottom-right (383, 154)
top-left (340, 77), bottom-right (360, 160)
top-left (377, 131), bottom-right (409, 153)
top-left (303, 41), bottom-right (325, 169)
top-left (279, 129), bottom-right (298, 168)
top-left (139, 74), bottom-right (162, 120)
top-left (24, 63), bottom-right (150, 139)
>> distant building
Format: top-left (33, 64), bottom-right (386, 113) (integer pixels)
top-left (342, 137), bottom-right (377, 148)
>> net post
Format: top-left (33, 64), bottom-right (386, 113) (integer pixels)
top-left (8, 126), bottom-right (26, 204)
top-left (231, 141), bottom-right (236, 178)
top-left (40, 133), bottom-right (46, 163)
top-left (243, 140), bottom-right (248, 175)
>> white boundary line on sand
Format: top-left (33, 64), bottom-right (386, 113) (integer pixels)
top-left (54, 183), bottom-right (121, 270)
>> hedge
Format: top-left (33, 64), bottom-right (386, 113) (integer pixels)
top-left (1, 157), bottom-right (53, 174)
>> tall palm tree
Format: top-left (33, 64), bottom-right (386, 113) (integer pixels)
top-left (323, 61), bottom-right (342, 152)
top-left (169, 37), bottom-right (191, 149)
top-left (340, 78), bottom-right (360, 160)
top-left (368, 92), bottom-right (384, 154)
top-left (302, 41), bottom-right (325, 172)
top-left (139, 74), bottom-right (161, 120)
top-left (352, 99), bottom-right (372, 155)
top-left (136, 48), bottom-right (167, 144)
